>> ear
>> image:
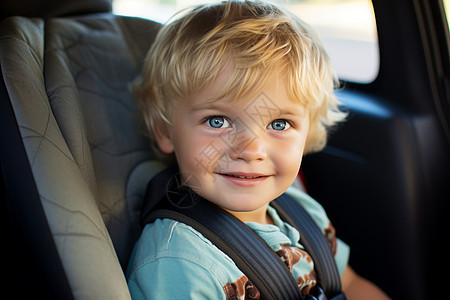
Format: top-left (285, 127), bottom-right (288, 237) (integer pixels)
top-left (154, 125), bottom-right (174, 154)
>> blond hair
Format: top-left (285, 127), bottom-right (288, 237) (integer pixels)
top-left (135, 0), bottom-right (346, 159)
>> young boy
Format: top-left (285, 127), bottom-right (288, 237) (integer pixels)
top-left (127, 1), bottom-right (389, 299)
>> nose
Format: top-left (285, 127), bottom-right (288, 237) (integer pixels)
top-left (227, 126), bottom-right (267, 162)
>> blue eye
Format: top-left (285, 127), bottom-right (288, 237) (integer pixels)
top-left (269, 119), bottom-right (290, 131)
top-left (207, 116), bottom-right (231, 128)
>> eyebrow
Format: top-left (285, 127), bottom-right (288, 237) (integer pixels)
top-left (277, 108), bottom-right (307, 118)
top-left (190, 99), bottom-right (307, 118)
top-left (190, 101), bottom-right (228, 112)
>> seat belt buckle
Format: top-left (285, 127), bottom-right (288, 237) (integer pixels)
top-left (305, 287), bottom-right (346, 300)
top-left (324, 291), bottom-right (346, 300)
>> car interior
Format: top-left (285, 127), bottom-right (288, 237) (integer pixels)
top-left (1, 0), bottom-right (449, 299)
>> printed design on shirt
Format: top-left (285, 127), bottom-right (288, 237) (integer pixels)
top-left (297, 271), bottom-right (317, 295)
top-left (276, 245), bottom-right (317, 294)
top-left (324, 222), bottom-right (337, 256)
top-left (223, 275), bottom-right (260, 300)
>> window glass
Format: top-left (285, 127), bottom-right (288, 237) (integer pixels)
top-left (444, 0), bottom-right (450, 29)
top-left (113, 0), bottom-right (379, 83)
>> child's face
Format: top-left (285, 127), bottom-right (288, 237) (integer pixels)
top-left (156, 67), bottom-right (310, 223)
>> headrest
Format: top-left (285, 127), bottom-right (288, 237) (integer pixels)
top-left (1, 0), bottom-right (112, 20)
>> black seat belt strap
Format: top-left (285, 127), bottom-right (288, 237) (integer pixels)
top-left (272, 195), bottom-right (345, 300)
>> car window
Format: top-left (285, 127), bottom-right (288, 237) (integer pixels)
top-left (113, 0), bottom-right (379, 84)
top-left (445, 0), bottom-right (450, 29)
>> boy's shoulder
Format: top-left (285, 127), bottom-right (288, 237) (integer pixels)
top-left (134, 218), bottom-right (235, 263)
top-left (128, 218), bottom-right (241, 278)
top-left (127, 218), bottom-right (246, 298)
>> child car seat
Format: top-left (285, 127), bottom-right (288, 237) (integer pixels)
top-left (0, 0), bottom-right (162, 298)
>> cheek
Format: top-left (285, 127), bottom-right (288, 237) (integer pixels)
top-left (173, 131), bottom-right (222, 171)
top-left (282, 145), bottom-right (304, 171)
top-left (272, 136), bottom-right (307, 174)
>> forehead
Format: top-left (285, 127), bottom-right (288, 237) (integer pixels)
top-left (188, 61), bottom-right (304, 109)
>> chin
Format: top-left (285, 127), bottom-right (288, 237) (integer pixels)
top-left (219, 198), bottom-right (269, 213)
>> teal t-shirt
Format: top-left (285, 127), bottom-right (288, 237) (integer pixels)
top-left (126, 186), bottom-right (350, 299)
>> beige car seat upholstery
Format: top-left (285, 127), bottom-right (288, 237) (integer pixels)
top-left (0, 1), bottom-right (162, 298)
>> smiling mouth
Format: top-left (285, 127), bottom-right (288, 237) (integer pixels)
top-left (218, 172), bottom-right (269, 187)
top-left (227, 174), bottom-right (262, 179)
top-left (219, 173), bottom-right (268, 179)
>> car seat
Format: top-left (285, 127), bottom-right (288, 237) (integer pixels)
top-left (0, 0), bottom-right (164, 298)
